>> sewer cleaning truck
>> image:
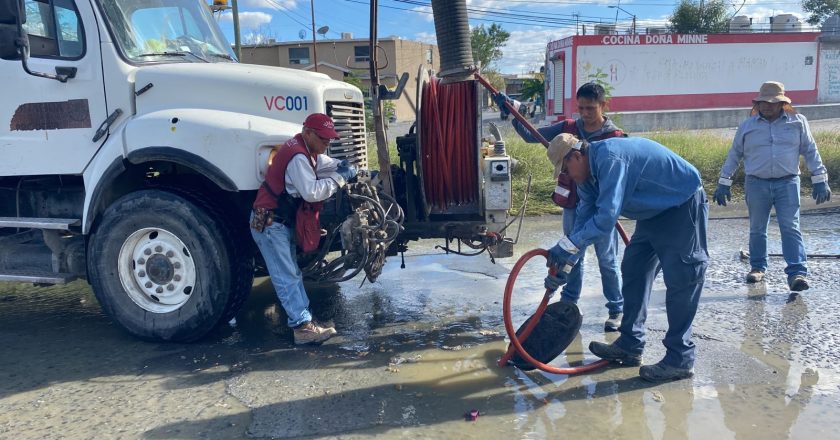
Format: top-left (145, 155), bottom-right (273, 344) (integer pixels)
top-left (0, 0), bottom-right (517, 341)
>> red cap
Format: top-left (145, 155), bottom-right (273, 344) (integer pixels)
top-left (303, 113), bottom-right (340, 139)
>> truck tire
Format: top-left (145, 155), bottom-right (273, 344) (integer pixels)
top-left (88, 189), bottom-right (248, 342)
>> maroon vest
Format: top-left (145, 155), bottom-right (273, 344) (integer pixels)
top-left (253, 134), bottom-right (317, 210)
top-left (560, 118), bottom-right (624, 141)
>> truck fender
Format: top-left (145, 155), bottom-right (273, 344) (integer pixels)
top-left (81, 109), bottom-right (298, 234)
top-left (123, 108), bottom-right (298, 189)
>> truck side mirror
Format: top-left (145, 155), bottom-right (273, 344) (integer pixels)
top-left (0, 0), bottom-right (24, 60)
top-left (0, 0), bottom-right (25, 25)
top-left (0, 0), bottom-right (69, 82)
top-left (0, 24), bottom-right (23, 60)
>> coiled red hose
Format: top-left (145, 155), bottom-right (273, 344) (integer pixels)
top-left (420, 77), bottom-right (477, 208)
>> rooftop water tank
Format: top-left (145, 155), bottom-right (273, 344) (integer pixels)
top-left (729, 15), bottom-right (752, 33)
top-left (595, 24), bottom-right (616, 35)
top-left (771, 14), bottom-right (802, 32)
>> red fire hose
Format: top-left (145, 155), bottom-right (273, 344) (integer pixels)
top-left (473, 71), bottom-right (632, 374)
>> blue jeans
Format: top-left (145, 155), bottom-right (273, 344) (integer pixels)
top-left (250, 212), bottom-right (312, 327)
top-left (560, 207), bottom-right (623, 314)
top-left (745, 175), bottom-right (807, 278)
top-left (615, 190), bottom-right (708, 369)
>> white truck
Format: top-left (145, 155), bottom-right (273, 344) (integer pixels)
top-left (0, 0), bottom-right (518, 342)
top-left (0, 0), bottom-right (368, 341)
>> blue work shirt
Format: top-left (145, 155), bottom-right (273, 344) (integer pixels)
top-left (720, 112), bottom-right (826, 179)
top-left (570, 137), bottom-right (703, 249)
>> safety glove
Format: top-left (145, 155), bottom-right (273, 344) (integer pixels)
top-left (494, 92), bottom-right (517, 119)
top-left (812, 174), bottom-right (831, 205)
top-left (713, 177), bottom-right (732, 206)
top-left (544, 237), bottom-right (580, 292)
top-left (336, 161), bottom-right (358, 182)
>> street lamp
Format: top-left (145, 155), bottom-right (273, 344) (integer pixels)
top-left (608, 5), bottom-right (636, 34)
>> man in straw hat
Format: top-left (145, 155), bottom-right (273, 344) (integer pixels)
top-left (714, 81), bottom-right (831, 291)
top-left (543, 134), bottom-right (708, 382)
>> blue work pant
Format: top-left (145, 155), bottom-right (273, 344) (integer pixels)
top-left (250, 212), bottom-right (312, 327)
top-left (745, 175), bottom-right (807, 278)
top-left (615, 190), bottom-right (708, 369)
top-left (560, 206), bottom-right (624, 314)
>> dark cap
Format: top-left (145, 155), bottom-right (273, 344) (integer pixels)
top-left (303, 113), bottom-right (340, 139)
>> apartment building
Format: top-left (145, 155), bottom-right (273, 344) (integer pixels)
top-left (241, 35), bottom-right (440, 122)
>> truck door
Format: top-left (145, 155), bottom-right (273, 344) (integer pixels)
top-left (0, 0), bottom-right (107, 176)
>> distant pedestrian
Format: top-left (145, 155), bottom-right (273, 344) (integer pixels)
top-left (713, 81), bottom-right (831, 291)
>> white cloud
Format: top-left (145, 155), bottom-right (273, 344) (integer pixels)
top-left (240, 0), bottom-right (298, 9)
top-left (414, 31), bottom-right (437, 45)
top-left (499, 27), bottom-right (572, 73)
top-left (220, 11), bottom-right (273, 29)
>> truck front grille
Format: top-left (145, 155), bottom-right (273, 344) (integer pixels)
top-left (326, 102), bottom-right (367, 168)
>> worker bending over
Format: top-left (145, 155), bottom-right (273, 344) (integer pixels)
top-left (544, 134), bottom-right (708, 382)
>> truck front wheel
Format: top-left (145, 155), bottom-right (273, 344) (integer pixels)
top-left (88, 190), bottom-right (242, 342)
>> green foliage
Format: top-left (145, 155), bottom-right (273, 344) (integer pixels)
top-left (802, 0), bottom-right (840, 25)
top-left (367, 129), bottom-right (840, 216)
top-left (669, 0), bottom-right (731, 34)
top-left (470, 24), bottom-right (510, 70)
top-left (518, 74), bottom-right (545, 101)
top-left (586, 68), bottom-right (614, 100)
top-left (344, 71), bottom-right (394, 132)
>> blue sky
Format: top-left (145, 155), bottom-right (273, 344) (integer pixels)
top-left (214, 0), bottom-right (814, 73)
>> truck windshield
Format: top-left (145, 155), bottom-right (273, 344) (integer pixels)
top-left (99, 0), bottom-right (236, 63)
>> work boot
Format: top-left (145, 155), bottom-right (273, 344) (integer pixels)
top-left (293, 321), bottom-right (337, 345)
top-left (788, 275), bottom-right (809, 292)
top-left (639, 361), bottom-right (694, 382)
top-left (604, 312), bottom-right (623, 332)
top-left (589, 341), bottom-right (642, 366)
top-left (746, 268), bottom-right (765, 283)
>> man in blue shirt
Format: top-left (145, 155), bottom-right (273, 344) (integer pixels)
top-left (543, 133), bottom-right (708, 382)
top-left (714, 81), bottom-right (831, 291)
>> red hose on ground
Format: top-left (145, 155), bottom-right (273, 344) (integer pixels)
top-left (498, 249), bottom-right (610, 374)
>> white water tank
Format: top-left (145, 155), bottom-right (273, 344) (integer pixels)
top-left (341, 32), bottom-right (353, 39)
top-left (595, 24), bottom-right (616, 35)
top-left (771, 14), bottom-right (802, 32)
top-left (729, 16), bottom-right (752, 33)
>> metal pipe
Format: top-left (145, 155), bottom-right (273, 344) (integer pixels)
top-left (310, 0), bottom-right (318, 72)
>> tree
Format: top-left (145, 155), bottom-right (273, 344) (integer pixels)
top-left (668, 0), bottom-right (731, 34)
top-left (802, 0), bottom-right (840, 25)
top-left (470, 24), bottom-right (510, 70)
top-left (518, 74), bottom-right (544, 101)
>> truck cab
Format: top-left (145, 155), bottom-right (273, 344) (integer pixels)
top-left (0, 0), bottom-right (366, 341)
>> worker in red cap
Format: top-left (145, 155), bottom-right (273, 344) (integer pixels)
top-left (251, 113), bottom-right (357, 345)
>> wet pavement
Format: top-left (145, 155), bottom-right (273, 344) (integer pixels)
top-left (2, 205), bottom-right (840, 439)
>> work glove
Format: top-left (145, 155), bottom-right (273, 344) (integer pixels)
top-left (544, 237), bottom-right (580, 292)
top-left (713, 177), bottom-right (732, 206)
top-left (494, 92), bottom-right (516, 119)
top-left (812, 180), bottom-right (831, 205)
top-left (336, 161), bottom-right (357, 182)
top-left (544, 271), bottom-right (568, 292)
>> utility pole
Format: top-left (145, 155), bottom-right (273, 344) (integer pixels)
top-left (369, 0), bottom-right (394, 197)
top-left (232, 0), bottom-right (241, 59)
top-left (310, 0), bottom-right (318, 72)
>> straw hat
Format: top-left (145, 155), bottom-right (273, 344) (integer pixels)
top-left (753, 81), bottom-right (791, 104)
top-left (547, 133), bottom-right (583, 178)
